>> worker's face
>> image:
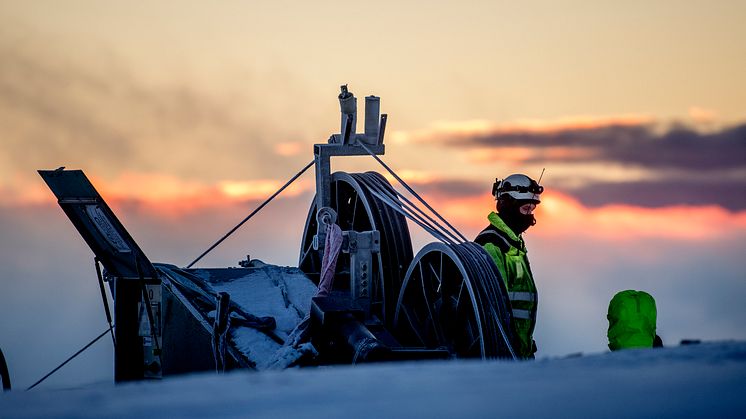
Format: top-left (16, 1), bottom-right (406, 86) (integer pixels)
top-left (519, 202), bottom-right (537, 215)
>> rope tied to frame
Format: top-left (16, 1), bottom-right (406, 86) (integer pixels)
top-left (26, 326), bottom-right (114, 391)
top-left (186, 160), bottom-right (314, 268)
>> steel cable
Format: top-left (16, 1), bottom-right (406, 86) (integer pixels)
top-left (360, 170), bottom-right (461, 244)
top-left (26, 326), bottom-right (114, 391)
top-left (358, 174), bottom-right (463, 244)
top-left (360, 143), bottom-right (469, 243)
top-left (186, 160), bottom-right (314, 268)
top-left (355, 173), bottom-right (461, 244)
top-left (355, 175), bottom-right (455, 244)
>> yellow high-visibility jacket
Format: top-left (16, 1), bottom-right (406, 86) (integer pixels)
top-left (475, 211), bottom-right (538, 358)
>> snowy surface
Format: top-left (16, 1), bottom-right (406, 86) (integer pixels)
top-left (200, 264), bottom-right (315, 339)
top-left (2, 341), bottom-right (744, 418)
top-left (189, 264), bottom-right (317, 369)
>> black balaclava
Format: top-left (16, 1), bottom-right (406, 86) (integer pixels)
top-left (497, 197), bottom-right (536, 235)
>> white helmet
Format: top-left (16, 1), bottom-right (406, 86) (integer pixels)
top-left (492, 174), bottom-right (543, 202)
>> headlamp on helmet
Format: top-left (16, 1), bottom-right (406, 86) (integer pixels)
top-left (492, 174), bottom-right (543, 203)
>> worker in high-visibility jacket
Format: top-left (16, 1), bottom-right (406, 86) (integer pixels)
top-left (475, 174), bottom-right (543, 359)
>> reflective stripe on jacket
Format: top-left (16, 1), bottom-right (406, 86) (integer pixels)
top-left (475, 211), bottom-right (538, 358)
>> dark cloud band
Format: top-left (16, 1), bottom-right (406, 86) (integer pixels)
top-left (452, 123), bottom-right (746, 171)
top-left (409, 176), bottom-right (746, 211)
top-left (559, 179), bottom-right (746, 211)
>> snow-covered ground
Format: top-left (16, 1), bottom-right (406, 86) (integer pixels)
top-left (2, 341), bottom-right (745, 418)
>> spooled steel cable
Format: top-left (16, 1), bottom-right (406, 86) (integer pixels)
top-left (455, 242), bottom-right (516, 359)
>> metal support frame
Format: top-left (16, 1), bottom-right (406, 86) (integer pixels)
top-left (313, 86), bottom-right (387, 256)
top-left (314, 143), bottom-right (385, 210)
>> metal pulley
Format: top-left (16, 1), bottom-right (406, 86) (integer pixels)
top-left (312, 207), bottom-right (338, 251)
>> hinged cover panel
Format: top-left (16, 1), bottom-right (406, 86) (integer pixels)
top-left (39, 169), bottom-right (158, 280)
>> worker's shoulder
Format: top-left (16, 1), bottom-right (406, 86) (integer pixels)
top-left (474, 225), bottom-right (512, 252)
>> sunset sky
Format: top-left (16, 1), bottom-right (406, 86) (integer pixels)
top-left (1, 1), bottom-right (744, 389)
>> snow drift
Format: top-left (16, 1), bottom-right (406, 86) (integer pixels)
top-left (1, 341), bottom-right (745, 418)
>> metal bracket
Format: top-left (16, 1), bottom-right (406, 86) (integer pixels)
top-left (139, 283), bottom-right (162, 379)
top-left (314, 143), bottom-right (385, 210)
top-left (342, 230), bottom-right (380, 313)
top-left (313, 207), bottom-right (337, 251)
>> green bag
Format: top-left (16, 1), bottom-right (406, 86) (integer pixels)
top-left (607, 290), bottom-right (657, 351)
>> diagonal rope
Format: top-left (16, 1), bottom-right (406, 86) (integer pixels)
top-left (356, 175), bottom-right (457, 244)
top-left (359, 143), bottom-right (469, 243)
top-left (26, 326), bottom-right (114, 391)
top-left (186, 160), bottom-right (314, 268)
top-left (359, 174), bottom-right (464, 244)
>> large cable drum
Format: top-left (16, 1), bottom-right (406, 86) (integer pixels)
top-left (299, 171), bottom-right (413, 327)
top-left (393, 242), bottom-right (517, 359)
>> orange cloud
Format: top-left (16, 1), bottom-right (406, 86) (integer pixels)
top-left (381, 170), bottom-right (437, 184)
top-left (688, 106), bottom-right (719, 124)
top-left (11, 168), bottom-right (745, 243)
top-left (274, 142), bottom-right (305, 157)
top-left (99, 172), bottom-right (208, 201)
top-left (0, 173), bottom-right (56, 206)
top-left (419, 190), bottom-right (746, 244)
top-left (534, 191), bottom-right (746, 241)
top-left (218, 178), bottom-right (310, 200)
top-left (436, 194), bottom-right (492, 229)
top-left (3, 171), bottom-right (313, 218)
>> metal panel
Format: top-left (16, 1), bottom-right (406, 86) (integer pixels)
top-left (38, 169), bottom-right (158, 281)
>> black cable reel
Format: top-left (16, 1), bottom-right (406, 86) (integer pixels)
top-left (393, 242), bottom-right (517, 360)
top-left (299, 171), bottom-right (414, 328)
top-left (298, 170), bottom-right (519, 360)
